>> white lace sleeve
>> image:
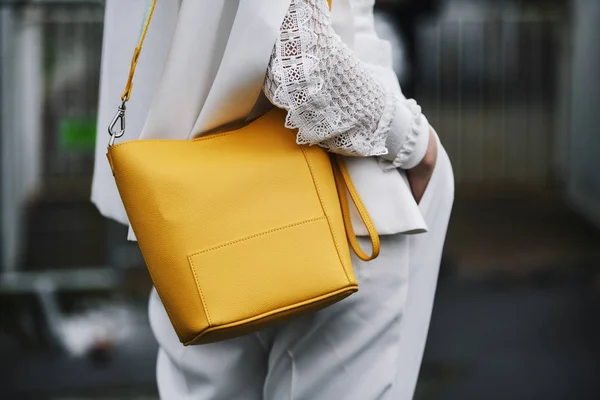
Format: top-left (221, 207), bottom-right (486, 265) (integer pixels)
top-left (263, 0), bottom-right (396, 157)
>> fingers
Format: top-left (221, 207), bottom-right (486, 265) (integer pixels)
top-left (407, 130), bottom-right (437, 203)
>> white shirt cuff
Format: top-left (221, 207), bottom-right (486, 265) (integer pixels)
top-left (380, 98), bottom-right (430, 170)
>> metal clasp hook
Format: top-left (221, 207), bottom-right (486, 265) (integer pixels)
top-left (108, 101), bottom-right (127, 147)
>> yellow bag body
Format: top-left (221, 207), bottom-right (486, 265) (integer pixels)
top-left (105, 0), bottom-right (379, 345)
top-left (108, 110), bottom-right (361, 345)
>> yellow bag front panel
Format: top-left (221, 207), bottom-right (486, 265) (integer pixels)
top-left (108, 110), bottom-right (357, 345)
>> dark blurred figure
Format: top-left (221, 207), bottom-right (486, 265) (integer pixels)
top-left (376, 0), bottom-right (441, 98)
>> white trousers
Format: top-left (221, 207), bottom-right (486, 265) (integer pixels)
top-left (148, 144), bottom-right (454, 400)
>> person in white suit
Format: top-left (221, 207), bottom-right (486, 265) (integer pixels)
top-left (92, 0), bottom-right (454, 398)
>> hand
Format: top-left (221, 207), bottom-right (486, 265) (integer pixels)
top-left (406, 130), bottom-right (437, 204)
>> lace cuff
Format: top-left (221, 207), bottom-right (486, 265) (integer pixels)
top-left (263, 0), bottom-right (393, 157)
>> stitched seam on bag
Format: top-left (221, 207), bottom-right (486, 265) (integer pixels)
top-left (187, 256), bottom-right (212, 327)
top-left (188, 217), bottom-right (326, 257)
top-left (299, 148), bottom-right (353, 285)
top-left (185, 286), bottom-right (356, 345)
top-left (187, 217), bottom-right (327, 329)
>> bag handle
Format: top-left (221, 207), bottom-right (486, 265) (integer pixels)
top-left (108, 0), bottom-right (380, 261)
top-left (333, 156), bottom-right (380, 261)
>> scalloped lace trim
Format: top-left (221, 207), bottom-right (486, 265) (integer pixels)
top-left (263, 0), bottom-right (392, 157)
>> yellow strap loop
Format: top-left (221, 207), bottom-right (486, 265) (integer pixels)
top-left (333, 156), bottom-right (380, 261)
top-left (120, 0), bottom-right (157, 102)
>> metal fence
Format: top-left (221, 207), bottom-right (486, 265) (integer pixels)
top-left (1, 3), bottom-right (103, 230)
top-left (1, 2), bottom-right (115, 275)
top-left (33, 4), bottom-right (103, 181)
top-left (414, 4), bottom-right (569, 189)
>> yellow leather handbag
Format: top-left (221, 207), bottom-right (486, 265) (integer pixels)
top-left (106, 0), bottom-right (380, 345)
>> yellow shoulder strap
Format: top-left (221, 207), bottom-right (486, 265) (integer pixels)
top-left (120, 0), bottom-right (157, 102)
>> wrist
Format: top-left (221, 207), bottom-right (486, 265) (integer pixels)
top-left (409, 130), bottom-right (437, 174)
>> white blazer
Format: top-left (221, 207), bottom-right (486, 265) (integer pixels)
top-left (91, 0), bottom-right (427, 238)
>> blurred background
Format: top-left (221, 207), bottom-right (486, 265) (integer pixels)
top-left (0, 0), bottom-right (598, 398)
